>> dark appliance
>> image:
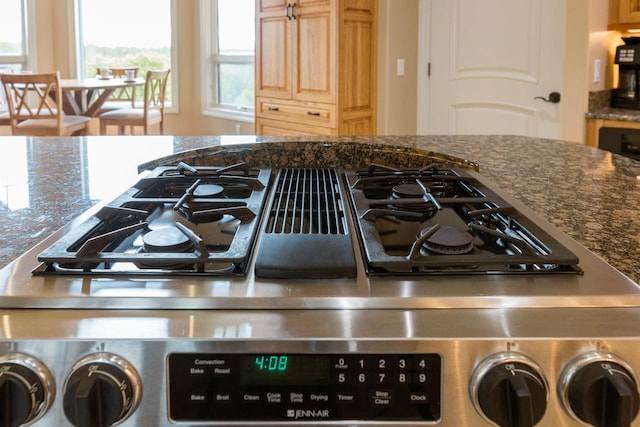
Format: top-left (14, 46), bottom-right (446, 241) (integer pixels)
top-left (1, 161), bottom-right (640, 426)
top-left (613, 37), bottom-right (640, 109)
top-left (599, 127), bottom-right (640, 161)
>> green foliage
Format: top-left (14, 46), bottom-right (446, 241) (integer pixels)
top-left (219, 63), bottom-right (254, 109)
top-left (84, 45), bottom-right (172, 102)
top-left (0, 42), bottom-right (21, 55)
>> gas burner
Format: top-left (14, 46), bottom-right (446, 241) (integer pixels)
top-left (389, 183), bottom-right (439, 217)
top-left (142, 227), bottom-right (194, 253)
top-left (178, 202), bottom-right (225, 223)
top-left (192, 184), bottom-right (224, 198)
top-left (392, 183), bottom-right (424, 198)
top-left (420, 226), bottom-right (474, 255)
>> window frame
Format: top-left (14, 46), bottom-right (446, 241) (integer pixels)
top-left (200, 0), bottom-right (255, 123)
top-left (71, 0), bottom-right (179, 112)
top-left (0, 0), bottom-right (36, 71)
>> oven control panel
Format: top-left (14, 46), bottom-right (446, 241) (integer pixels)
top-left (167, 353), bottom-right (442, 423)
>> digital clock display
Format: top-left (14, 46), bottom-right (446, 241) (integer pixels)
top-left (239, 355), bottom-right (330, 385)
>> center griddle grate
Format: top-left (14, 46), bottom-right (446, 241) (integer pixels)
top-left (255, 169), bottom-right (356, 279)
top-left (264, 168), bottom-right (348, 235)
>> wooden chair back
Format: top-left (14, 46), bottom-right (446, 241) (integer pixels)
top-left (0, 71), bottom-right (90, 136)
top-left (96, 67), bottom-right (139, 107)
top-left (142, 69), bottom-right (170, 119)
top-left (1, 72), bottom-right (63, 130)
top-left (0, 72), bottom-right (11, 127)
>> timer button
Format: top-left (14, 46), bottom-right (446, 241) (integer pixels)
top-left (469, 352), bottom-right (548, 427)
top-left (558, 352), bottom-right (640, 427)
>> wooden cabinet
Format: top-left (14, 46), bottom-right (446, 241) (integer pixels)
top-left (256, 0), bottom-right (377, 135)
top-left (586, 117), bottom-right (640, 147)
top-left (609, 0), bottom-right (640, 30)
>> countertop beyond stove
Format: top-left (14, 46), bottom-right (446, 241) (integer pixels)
top-left (0, 134), bottom-right (638, 284)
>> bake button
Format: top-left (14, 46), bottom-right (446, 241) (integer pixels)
top-left (188, 367), bottom-right (206, 376)
top-left (189, 392), bottom-right (208, 403)
top-left (369, 389), bottom-right (394, 407)
top-left (409, 392), bottom-right (429, 404)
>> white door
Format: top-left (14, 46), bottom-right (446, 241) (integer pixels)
top-left (419, 0), bottom-right (566, 138)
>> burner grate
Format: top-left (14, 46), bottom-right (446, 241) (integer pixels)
top-left (345, 166), bottom-right (582, 276)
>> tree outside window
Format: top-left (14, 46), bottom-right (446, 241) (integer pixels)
top-left (77, 0), bottom-right (174, 104)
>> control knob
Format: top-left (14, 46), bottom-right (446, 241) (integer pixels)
top-left (469, 352), bottom-right (548, 427)
top-left (62, 353), bottom-right (142, 427)
top-left (558, 352), bottom-right (640, 427)
top-left (0, 353), bottom-right (55, 427)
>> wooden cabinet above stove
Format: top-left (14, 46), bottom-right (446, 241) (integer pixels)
top-left (255, 0), bottom-right (377, 136)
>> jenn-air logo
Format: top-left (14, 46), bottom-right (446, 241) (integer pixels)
top-left (287, 409), bottom-right (330, 419)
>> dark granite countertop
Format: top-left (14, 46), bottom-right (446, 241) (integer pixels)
top-left (0, 134), bottom-right (638, 283)
top-left (586, 108), bottom-right (640, 123)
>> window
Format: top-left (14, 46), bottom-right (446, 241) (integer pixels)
top-left (0, 0), bottom-right (31, 72)
top-left (0, 0), bottom-right (33, 113)
top-left (75, 0), bottom-right (177, 107)
top-left (201, 0), bottom-right (255, 121)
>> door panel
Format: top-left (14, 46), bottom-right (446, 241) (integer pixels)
top-left (452, 102), bottom-right (536, 136)
top-left (425, 0), bottom-right (565, 138)
top-left (256, 14), bottom-right (291, 98)
top-left (293, 9), bottom-right (335, 103)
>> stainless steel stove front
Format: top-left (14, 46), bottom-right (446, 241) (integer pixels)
top-left (3, 308), bottom-right (640, 426)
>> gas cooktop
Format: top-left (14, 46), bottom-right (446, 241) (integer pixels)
top-left (0, 161), bottom-right (636, 311)
top-left (2, 160), bottom-right (640, 427)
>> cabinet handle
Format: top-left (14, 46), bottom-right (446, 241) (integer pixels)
top-left (267, 106), bottom-right (280, 111)
top-left (291, 2), bottom-right (297, 19)
top-left (307, 111), bottom-right (321, 116)
top-left (286, 3), bottom-right (293, 20)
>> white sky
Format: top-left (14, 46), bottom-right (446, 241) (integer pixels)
top-left (0, 0), bottom-right (255, 51)
top-left (81, 0), bottom-right (172, 48)
top-left (0, 0), bottom-right (23, 44)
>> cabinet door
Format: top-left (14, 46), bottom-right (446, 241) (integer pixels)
top-left (259, 0), bottom-right (288, 13)
top-left (292, 2), bottom-right (336, 103)
top-left (620, 0), bottom-right (640, 23)
top-left (256, 2), bottom-right (292, 99)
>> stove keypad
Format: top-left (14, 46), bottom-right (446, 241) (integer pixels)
top-left (167, 353), bottom-right (442, 422)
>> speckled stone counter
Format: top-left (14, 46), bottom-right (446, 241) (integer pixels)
top-left (587, 89), bottom-right (640, 122)
top-left (0, 134), bottom-right (638, 283)
top-left (585, 108), bottom-right (640, 123)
